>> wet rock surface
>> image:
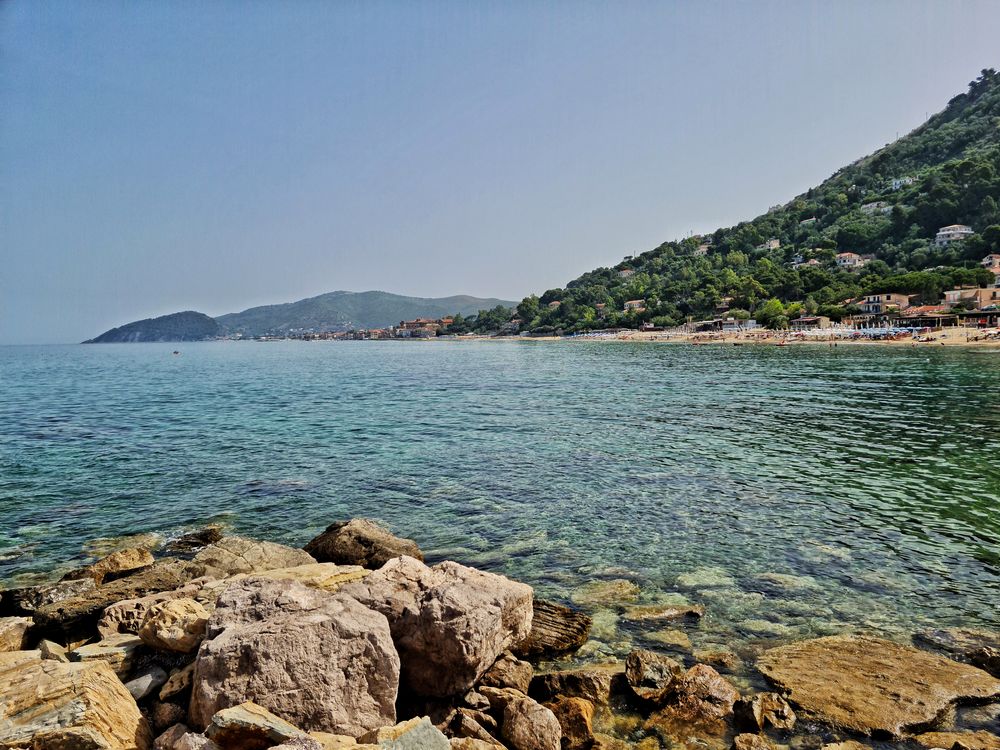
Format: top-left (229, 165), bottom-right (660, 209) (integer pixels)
top-left (514, 599), bottom-right (592, 659)
top-left (758, 635), bottom-right (1000, 738)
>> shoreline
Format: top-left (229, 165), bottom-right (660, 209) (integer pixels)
top-left (1, 521), bottom-right (998, 749)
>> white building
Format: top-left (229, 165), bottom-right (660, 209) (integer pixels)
top-left (935, 224), bottom-right (974, 246)
top-left (890, 177), bottom-right (914, 191)
top-left (860, 201), bottom-right (892, 216)
top-left (836, 252), bottom-right (868, 270)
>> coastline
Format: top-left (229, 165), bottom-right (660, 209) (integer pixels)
top-left (1, 521), bottom-right (998, 750)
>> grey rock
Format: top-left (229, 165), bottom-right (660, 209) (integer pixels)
top-left (126, 665), bottom-right (170, 701)
top-left (305, 519), bottom-right (424, 569)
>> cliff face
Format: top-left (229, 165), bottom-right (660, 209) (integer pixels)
top-left (84, 311), bottom-right (220, 343)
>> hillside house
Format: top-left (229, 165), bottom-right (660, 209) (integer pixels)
top-left (981, 254), bottom-right (1000, 271)
top-left (547, 300), bottom-right (562, 310)
top-left (935, 224), bottom-right (974, 246)
top-left (618, 268), bottom-right (636, 279)
top-left (623, 299), bottom-right (646, 313)
top-left (945, 287), bottom-right (1000, 309)
top-left (861, 293), bottom-right (913, 314)
top-left (790, 315), bottom-right (831, 330)
top-left (695, 244), bottom-right (710, 257)
top-left (836, 252), bottom-right (869, 270)
top-left (890, 177), bottom-right (914, 191)
top-left (860, 201), bottom-right (892, 215)
top-left (756, 238), bottom-right (781, 251)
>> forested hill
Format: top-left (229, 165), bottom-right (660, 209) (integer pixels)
top-left (497, 68), bottom-right (1000, 333)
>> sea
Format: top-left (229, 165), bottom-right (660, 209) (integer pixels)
top-left (1, 340), bottom-right (998, 662)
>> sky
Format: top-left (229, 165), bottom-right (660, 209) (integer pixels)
top-left (2, 2), bottom-right (1000, 344)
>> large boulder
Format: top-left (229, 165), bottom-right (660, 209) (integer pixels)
top-left (758, 635), bottom-right (1000, 738)
top-left (342, 556), bottom-right (532, 697)
top-left (139, 598), bottom-right (210, 653)
top-left (544, 697), bottom-right (595, 750)
top-left (358, 716), bottom-right (450, 748)
top-left (529, 665), bottom-right (622, 705)
top-left (304, 519), bottom-right (423, 569)
top-left (514, 599), bottom-right (591, 660)
top-left (479, 651), bottom-right (534, 693)
top-left (188, 536), bottom-right (316, 579)
top-left (0, 655), bottom-right (151, 749)
top-left (70, 633), bottom-right (146, 677)
top-left (500, 693), bottom-right (562, 750)
top-left (644, 664), bottom-right (739, 746)
top-left (99, 582), bottom-right (204, 638)
top-left (189, 577), bottom-right (399, 737)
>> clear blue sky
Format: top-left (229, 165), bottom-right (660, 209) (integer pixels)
top-left (3, 1), bottom-right (999, 344)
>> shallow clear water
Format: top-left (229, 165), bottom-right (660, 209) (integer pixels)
top-left (1, 341), bottom-right (998, 661)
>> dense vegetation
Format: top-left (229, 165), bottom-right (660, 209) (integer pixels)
top-left (456, 69), bottom-right (1000, 333)
top-left (84, 311), bottom-right (220, 343)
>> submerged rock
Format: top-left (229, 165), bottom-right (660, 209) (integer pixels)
top-left (623, 603), bottom-right (704, 622)
top-left (341, 555), bottom-right (532, 697)
top-left (757, 635), bottom-right (1000, 738)
top-left (733, 692), bottom-right (796, 732)
top-left (914, 627), bottom-right (1000, 678)
top-left (643, 664), bottom-right (739, 746)
top-left (304, 519), bottom-right (423, 569)
top-left (190, 577), bottom-right (399, 737)
top-left (571, 579), bottom-right (641, 607)
top-left (0, 656), bottom-right (151, 749)
top-left (514, 599), bottom-right (592, 659)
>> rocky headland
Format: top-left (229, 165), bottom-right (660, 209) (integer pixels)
top-left (1, 519), bottom-right (998, 750)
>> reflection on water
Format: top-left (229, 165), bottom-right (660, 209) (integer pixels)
top-left (1, 340), bottom-right (998, 655)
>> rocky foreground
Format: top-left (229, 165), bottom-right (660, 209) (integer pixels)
top-left (1, 519), bottom-right (999, 750)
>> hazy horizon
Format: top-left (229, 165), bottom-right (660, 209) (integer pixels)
top-left (3, 1), bottom-right (1000, 344)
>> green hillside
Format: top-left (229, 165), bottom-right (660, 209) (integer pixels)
top-left (487, 69), bottom-right (1000, 333)
top-left (215, 291), bottom-right (517, 337)
top-left (83, 311), bottom-right (219, 343)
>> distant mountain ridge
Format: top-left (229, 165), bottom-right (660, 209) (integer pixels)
top-left (84, 311), bottom-right (219, 343)
top-left (84, 291), bottom-right (518, 342)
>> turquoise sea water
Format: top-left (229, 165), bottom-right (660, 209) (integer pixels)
top-left (1, 341), bottom-right (998, 660)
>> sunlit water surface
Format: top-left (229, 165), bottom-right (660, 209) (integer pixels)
top-left (1, 341), bottom-right (998, 665)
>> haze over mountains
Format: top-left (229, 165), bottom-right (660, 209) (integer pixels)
top-left (84, 291), bottom-right (517, 342)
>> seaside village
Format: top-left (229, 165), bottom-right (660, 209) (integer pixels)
top-left (293, 233), bottom-right (1000, 344)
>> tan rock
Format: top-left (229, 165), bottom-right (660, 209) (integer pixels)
top-left (758, 635), bottom-right (1000, 738)
top-left (99, 583), bottom-right (202, 638)
top-left (733, 692), bottom-right (796, 732)
top-left (38, 638), bottom-right (69, 661)
top-left (479, 650), bottom-right (533, 693)
top-left (914, 731), bottom-right (1000, 750)
top-left (139, 598), bottom-right (210, 653)
top-left (0, 649), bottom-right (41, 669)
top-left (308, 733), bottom-right (360, 750)
top-left (625, 648), bottom-right (683, 704)
top-left (544, 696), bottom-right (595, 750)
top-left (63, 547), bottom-right (156, 584)
top-left (204, 701), bottom-right (310, 749)
top-left (342, 556), bottom-right (533, 697)
top-left (514, 599), bottom-right (591, 659)
top-left (189, 536), bottom-right (316, 579)
top-left (34, 558), bottom-right (194, 641)
top-left (252, 563), bottom-right (368, 592)
top-left (190, 577), bottom-right (399, 737)
top-left (358, 716), bottom-right (450, 747)
top-left (694, 648), bottom-right (741, 671)
top-left (450, 740), bottom-right (502, 750)
top-left (529, 664), bottom-right (622, 704)
top-left (733, 733), bottom-right (773, 750)
top-left (500, 693), bottom-right (561, 750)
top-left (0, 656), bottom-right (151, 749)
top-left (70, 632), bottom-right (145, 676)
top-left (0, 616), bottom-right (31, 651)
top-left (160, 662), bottom-right (196, 701)
top-left (304, 518), bottom-right (424, 569)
